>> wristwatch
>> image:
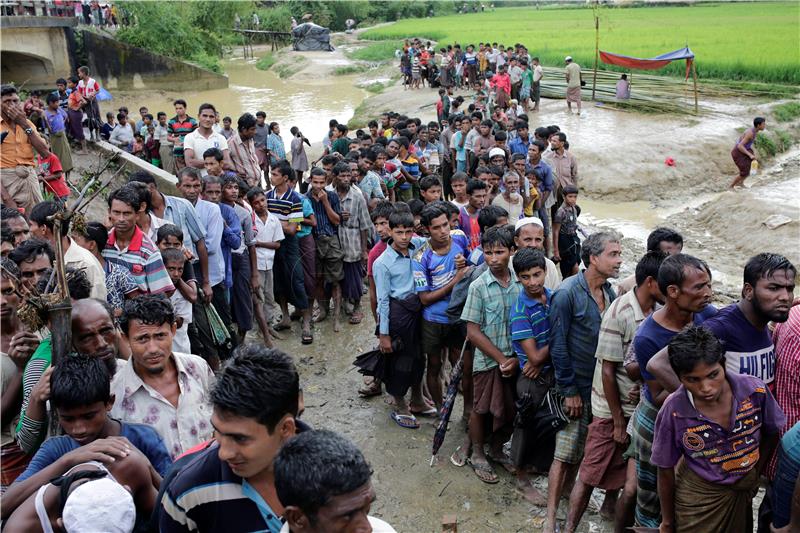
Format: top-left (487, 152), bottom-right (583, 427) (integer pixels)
top-left (23, 127), bottom-right (33, 136)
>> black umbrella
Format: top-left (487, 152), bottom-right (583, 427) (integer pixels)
top-left (353, 348), bottom-right (385, 379)
top-left (430, 341), bottom-right (468, 467)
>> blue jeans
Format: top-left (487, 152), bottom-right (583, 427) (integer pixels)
top-left (769, 424), bottom-right (800, 528)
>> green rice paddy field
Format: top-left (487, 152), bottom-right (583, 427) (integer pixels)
top-left (360, 2), bottom-right (800, 84)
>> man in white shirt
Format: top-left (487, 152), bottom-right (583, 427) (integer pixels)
top-left (532, 56), bottom-right (544, 111)
top-left (183, 103), bottom-right (233, 177)
top-left (154, 112), bottom-right (175, 174)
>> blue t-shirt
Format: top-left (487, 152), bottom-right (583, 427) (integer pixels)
top-left (15, 421), bottom-right (172, 482)
top-left (703, 303), bottom-right (775, 385)
top-left (635, 305), bottom-right (717, 403)
top-left (296, 196), bottom-right (315, 238)
top-left (412, 233), bottom-right (471, 324)
top-left (510, 288), bottom-right (552, 370)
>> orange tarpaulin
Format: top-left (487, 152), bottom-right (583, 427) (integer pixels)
top-left (600, 47), bottom-right (695, 78)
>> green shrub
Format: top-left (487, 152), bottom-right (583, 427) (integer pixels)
top-left (256, 53), bottom-right (277, 71)
top-left (755, 132), bottom-right (777, 157)
top-left (364, 82), bottom-right (385, 93)
top-left (773, 102), bottom-right (800, 122)
top-left (334, 65), bottom-right (369, 75)
top-left (348, 41), bottom-right (402, 62)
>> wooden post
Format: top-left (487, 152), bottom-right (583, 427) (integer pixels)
top-left (692, 60), bottom-right (698, 114)
top-left (592, 2), bottom-right (600, 100)
top-left (49, 217), bottom-right (72, 369)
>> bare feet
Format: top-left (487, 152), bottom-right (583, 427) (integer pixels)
top-left (517, 480), bottom-right (548, 506)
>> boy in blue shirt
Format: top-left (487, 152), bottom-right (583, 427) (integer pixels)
top-left (509, 247), bottom-right (553, 503)
top-left (2, 353), bottom-right (170, 520)
top-left (413, 204), bottom-right (470, 413)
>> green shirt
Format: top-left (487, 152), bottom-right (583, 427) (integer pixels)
top-left (15, 336), bottom-right (52, 452)
top-left (460, 268), bottom-right (521, 374)
top-left (331, 137), bottom-right (351, 156)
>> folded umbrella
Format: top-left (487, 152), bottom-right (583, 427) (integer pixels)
top-left (430, 341), bottom-right (467, 467)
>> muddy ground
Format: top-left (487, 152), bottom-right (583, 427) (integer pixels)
top-left (64, 30), bottom-right (799, 532)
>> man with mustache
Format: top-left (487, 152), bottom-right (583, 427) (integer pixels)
top-left (111, 295), bottom-right (214, 459)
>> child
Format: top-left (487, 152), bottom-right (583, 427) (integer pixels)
top-left (492, 171), bottom-right (523, 223)
top-left (220, 116), bottom-right (235, 140)
top-left (509, 247), bottom-right (552, 503)
top-left (468, 205), bottom-right (509, 266)
top-left (408, 198), bottom-right (426, 237)
top-left (460, 226), bottom-right (520, 483)
top-left (652, 325), bottom-right (784, 533)
top-left (3, 354), bottom-right (171, 518)
top-left (457, 179), bottom-right (488, 250)
top-left (132, 133), bottom-right (146, 159)
top-left (36, 143), bottom-right (70, 203)
top-left (44, 93), bottom-right (73, 179)
top-left (451, 119), bottom-right (470, 173)
top-left (450, 171), bottom-right (469, 210)
top-left (161, 247), bottom-right (196, 353)
top-left (552, 185), bottom-right (581, 278)
top-left (372, 210), bottom-right (427, 429)
top-left (419, 175), bottom-right (442, 204)
top-left (100, 111), bottom-right (115, 141)
top-left (246, 187), bottom-right (284, 345)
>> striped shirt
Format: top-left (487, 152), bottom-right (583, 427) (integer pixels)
top-left (167, 115), bottom-right (198, 157)
top-left (15, 337), bottom-right (51, 453)
top-left (307, 190), bottom-right (340, 238)
top-left (768, 305), bottom-right (800, 478)
top-left (266, 187), bottom-right (304, 224)
top-left (510, 288), bottom-right (552, 370)
top-left (266, 133), bottom-right (285, 165)
top-left (227, 133), bottom-right (261, 185)
top-left (102, 226), bottom-right (175, 295)
top-left (591, 287), bottom-right (649, 419)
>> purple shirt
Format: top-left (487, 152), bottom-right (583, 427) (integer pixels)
top-left (651, 372), bottom-right (785, 485)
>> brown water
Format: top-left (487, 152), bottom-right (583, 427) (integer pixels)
top-left (109, 55), bottom-right (366, 151)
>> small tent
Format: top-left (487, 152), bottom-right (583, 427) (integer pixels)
top-left (292, 22), bottom-right (334, 51)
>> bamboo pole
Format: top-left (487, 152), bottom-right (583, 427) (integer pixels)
top-left (592, 3), bottom-right (599, 100)
top-left (692, 60), bottom-right (698, 114)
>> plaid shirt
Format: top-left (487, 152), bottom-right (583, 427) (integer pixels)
top-left (769, 305), bottom-right (800, 478)
top-left (227, 133), bottom-right (261, 185)
top-left (102, 226), bottom-right (175, 295)
top-left (461, 267), bottom-right (521, 374)
top-left (591, 288), bottom-right (649, 419)
top-left (332, 185), bottom-right (371, 263)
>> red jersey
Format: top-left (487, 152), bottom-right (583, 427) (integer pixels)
top-left (37, 153), bottom-right (69, 197)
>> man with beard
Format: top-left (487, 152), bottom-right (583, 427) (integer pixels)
top-left (111, 295), bottom-right (214, 459)
top-left (513, 217), bottom-right (561, 289)
top-left (15, 299), bottom-right (125, 456)
top-left (647, 253), bottom-right (795, 392)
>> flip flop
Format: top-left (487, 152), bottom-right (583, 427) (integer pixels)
top-left (450, 446), bottom-right (468, 467)
top-left (390, 412), bottom-right (419, 429)
top-left (410, 405), bottom-right (439, 417)
top-left (301, 329), bottom-right (313, 345)
top-left (349, 311), bottom-right (364, 325)
top-left (273, 323), bottom-right (291, 332)
top-left (469, 458), bottom-right (499, 484)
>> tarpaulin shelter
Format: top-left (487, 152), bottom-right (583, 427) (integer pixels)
top-left (599, 46), bottom-right (698, 111)
top-left (292, 22), bottom-right (334, 51)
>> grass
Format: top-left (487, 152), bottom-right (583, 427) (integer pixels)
top-left (361, 2), bottom-right (800, 84)
top-left (274, 56), bottom-right (308, 79)
top-left (755, 130), bottom-right (794, 157)
top-left (347, 40), bottom-right (403, 62)
top-left (363, 82), bottom-right (385, 94)
top-left (256, 53), bottom-right (276, 71)
top-left (773, 102), bottom-right (800, 122)
top-left (333, 65), bottom-right (371, 76)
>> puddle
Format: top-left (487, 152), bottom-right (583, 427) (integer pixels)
top-left (109, 57), bottom-right (366, 150)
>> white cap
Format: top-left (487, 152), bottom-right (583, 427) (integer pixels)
top-left (62, 477), bottom-right (136, 533)
top-left (565, 55), bottom-right (573, 62)
top-left (514, 217), bottom-right (544, 232)
top-left (488, 147), bottom-right (506, 159)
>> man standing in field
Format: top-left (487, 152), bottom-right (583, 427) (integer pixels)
top-left (564, 56), bottom-right (582, 115)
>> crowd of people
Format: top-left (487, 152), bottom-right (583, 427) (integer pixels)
top-left (2, 0), bottom-right (128, 27)
top-left (1, 48), bottom-right (799, 533)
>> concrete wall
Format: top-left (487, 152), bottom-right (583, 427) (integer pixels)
top-left (83, 31), bottom-right (228, 92)
top-left (0, 18), bottom-right (76, 88)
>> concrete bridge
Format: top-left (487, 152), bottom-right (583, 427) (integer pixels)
top-left (0, 16), bottom-right (77, 89)
top-left (0, 15), bottom-right (228, 91)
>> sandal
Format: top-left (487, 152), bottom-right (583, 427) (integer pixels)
top-left (410, 405), bottom-right (438, 417)
top-left (469, 458), bottom-right (499, 484)
top-left (450, 446), bottom-right (468, 467)
top-left (358, 383), bottom-right (382, 398)
top-left (301, 329), bottom-right (313, 345)
top-left (273, 322), bottom-right (291, 332)
top-left (349, 311), bottom-right (364, 325)
top-left (390, 411), bottom-right (419, 429)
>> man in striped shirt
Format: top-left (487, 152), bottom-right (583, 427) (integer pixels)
top-left (102, 185), bottom-right (174, 295)
top-left (167, 99), bottom-right (198, 172)
top-left (227, 113), bottom-right (262, 188)
top-left (267, 160), bottom-right (312, 343)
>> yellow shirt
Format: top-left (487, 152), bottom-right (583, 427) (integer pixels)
top-left (524, 184), bottom-right (540, 217)
top-left (0, 117), bottom-right (36, 168)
